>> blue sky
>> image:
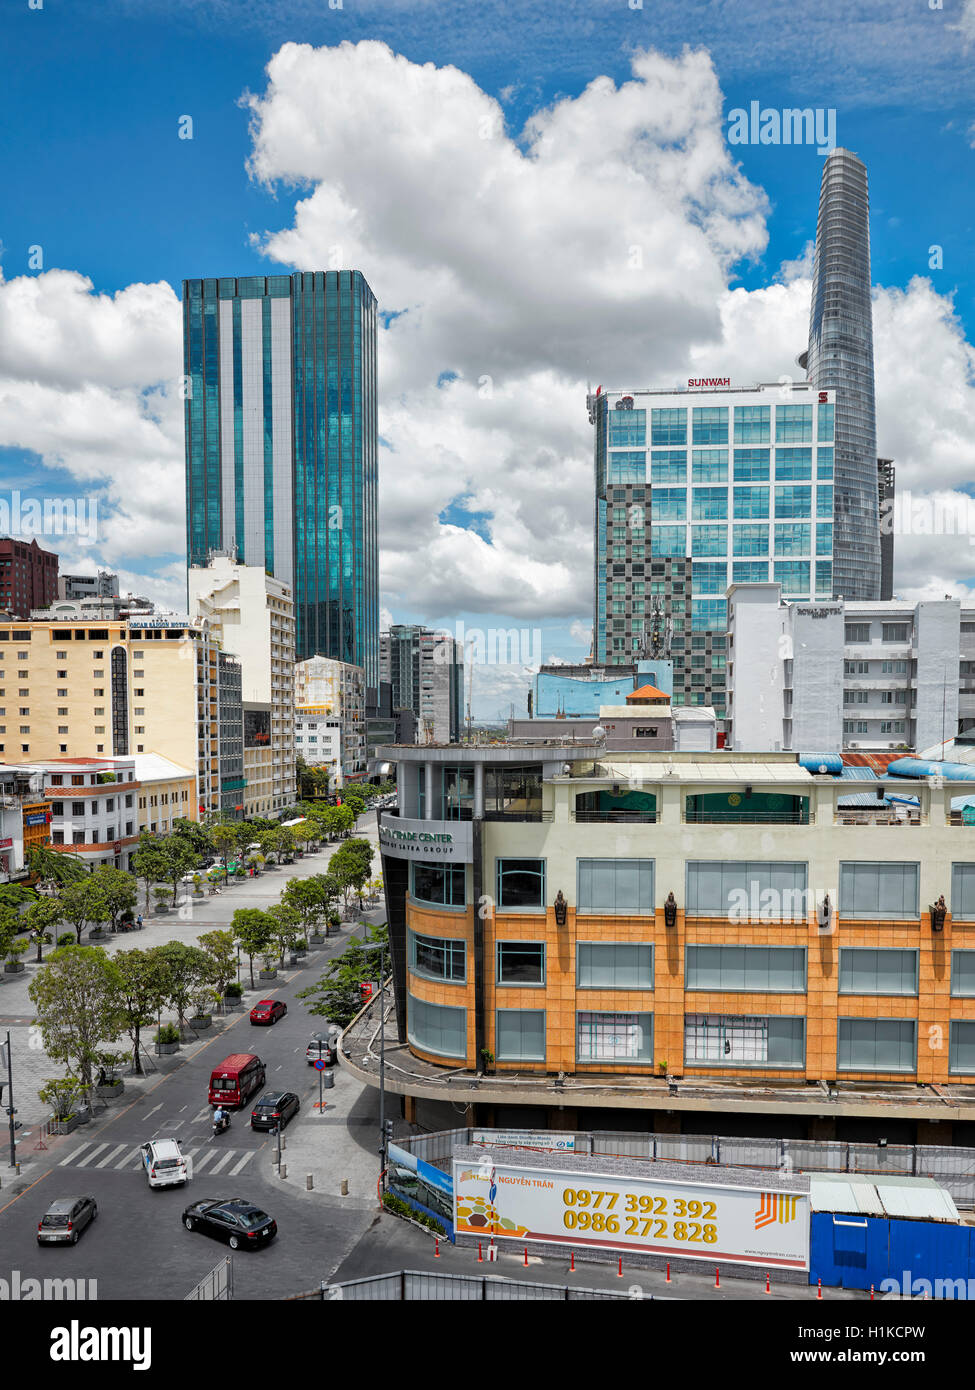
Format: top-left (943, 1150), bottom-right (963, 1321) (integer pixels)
top-left (2, 0), bottom-right (974, 714)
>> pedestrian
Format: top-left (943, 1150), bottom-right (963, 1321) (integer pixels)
top-left (136, 913), bottom-right (143, 929)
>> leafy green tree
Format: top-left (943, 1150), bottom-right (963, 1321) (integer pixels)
top-left (132, 836), bottom-right (169, 909)
top-left (172, 816), bottom-right (213, 860)
top-left (197, 928), bottom-right (238, 994)
top-left (211, 822), bottom-right (240, 873)
top-left (28, 945), bottom-right (123, 1093)
top-left (91, 865), bottom-right (138, 932)
top-left (158, 835), bottom-right (198, 905)
top-left (113, 948), bottom-right (169, 1075)
top-left (28, 845), bottom-right (87, 892)
top-left (267, 902), bottom-right (301, 966)
top-left (231, 908), bottom-right (275, 989)
top-left (0, 905), bottom-right (26, 967)
top-left (281, 874), bottom-right (338, 935)
top-left (296, 923), bottom-right (388, 1028)
top-left (329, 838), bottom-right (374, 911)
top-left (57, 878), bottom-right (110, 945)
top-left (155, 941), bottom-right (216, 1037)
top-left (23, 895), bottom-right (62, 963)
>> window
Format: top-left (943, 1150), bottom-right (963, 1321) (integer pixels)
top-left (882, 622), bottom-right (910, 643)
top-left (651, 525), bottom-right (686, 556)
top-left (837, 1019), bottom-right (916, 1073)
top-left (691, 407), bottom-right (728, 445)
top-left (816, 486), bottom-right (833, 519)
top-left (685, 945), bottom-right (806, 992)
top-left (691, 562), bottom-right (727, 595)
top-left (845, 622), bottom-right (870, 642)
top-left (685, 861), bottom-right (808, 918)
top-left (608, 452), bottom-right (645, 484)
top-left (816, 525), bottom-right (833, 556)
top-left (406, 861), bottom-right (461, 906)
top-left (733, 487), bottom-right (769, 519)
top-left (496, 1009), bottom-right (546, 1061)
top-left (817, 446), bottom-right (834, 478)
top-left (684, 1014), bottom-right (804, 1067)
top-left (577, 859), bottom-right (654, 914)
top-left (839, 862), bottom-right (919, 918)
top-left (838, 949), bottom-right (918, 995)
top-left (407, 993), bottom-right (467, 1059)
top-left (577, 943), bottom-right (653, 989)
top-left (949, 1022), bottom-right (975, 1074)
top-left (733, 448), bottom-right (770, 481)
top-left (817, 400), bottom-right (834, 441)
top-left (576, 1011), bottom-right (652, 1064)
top-left (496, 859), bottom-right (545, 909)
top-left (497, 941), bottom-right (545, 985)
top-left (651, 407), bottom-right (686, 446)
top-left (774, 523), bottom-right (810, 556)
top-left (691, 488), bottom-right (727, 520)
top-left (732, 524), bottom-right (768, 556)
top-left (608, 409), bottom-right (646, 448)
top-left (733, 405), bottom-right (770, 444)
top-left (775, 404), bottom-right (813, 442)
top-left (691, 598), bottom-right (726, 630)
top-left (650, 451), bottom-right (687, 483)
top-left (774, 485), bottom-right (811, 520)
top-left (690, 525), bottom-right (727, 556)
top-left (651, 489), bottom-right (686, 521)
top-left (691, 449), bottom-right (728, 482)
top-left (774, 561), bottom-right (810, 596)
top-left (634, 726), bottom-right (658, 737)
top-left (950, 864), bottom-right (975, 920)
top-left (408, 931), bottom-right (466, 983)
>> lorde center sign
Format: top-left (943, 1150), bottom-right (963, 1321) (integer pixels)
top-left (378, 816), bottom-right (473, 864)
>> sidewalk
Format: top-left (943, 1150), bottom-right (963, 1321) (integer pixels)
top-left (0, 816), bottom-right (382, 1133)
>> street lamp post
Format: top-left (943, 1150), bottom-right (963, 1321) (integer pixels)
top-left (362, 941), bottom-right (387, 1180)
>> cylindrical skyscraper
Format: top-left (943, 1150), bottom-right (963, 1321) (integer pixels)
top-left (802, 149), bottom-right (881, 600)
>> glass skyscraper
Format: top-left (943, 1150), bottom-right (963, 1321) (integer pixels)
top-left (801, 149), bottom-right (880, 601)
top-left (183, 270), bottom-right (379, 683)
top-left (590, 382), bottom-right (836, 721)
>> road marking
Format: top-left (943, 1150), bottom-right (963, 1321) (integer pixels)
top-left (94, 1143), bottom-right (129, 1168)
top-left (74, 1143), bottom-right (112, 1167)
top-left (192, 1106), bottom-right (211, 1124)
top-left (144, 1104), bottom-right (163, 1120)
top-left (59, 1141), bottom-right (98, 1165)
top-left (208, 1150), bottom-right (237, 1174)
top-left (228, 1152), bottom-right (252, 1176)
top-left (191, 1150), bottom-right (217, 1172)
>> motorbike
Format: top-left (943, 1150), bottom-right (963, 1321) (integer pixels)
top-left (212, 1110), bottom-right (231, 1136)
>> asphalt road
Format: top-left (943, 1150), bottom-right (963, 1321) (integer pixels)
top-left (0, 948), bottom-right (383, 1301)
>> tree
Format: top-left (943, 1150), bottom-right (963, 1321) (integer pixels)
top-left (57, 878), bottom-right (110, 945)
top-left (211, 822), bottom-right (239, 873)
top-left (0, 905), bottom-right (27, 969)
top-left (231, 908), bottom-right (275, 989)
top-left (155, 941), bottom-right (216, 1037)
top-left (267, 902), bottom-right (301, 967)
top-left (329, 838), bottom-right (374, 912)
top-left (113, 948), bottom-right (168, 1076)
top-left (91, 865), bottom-right (138, 933)
top-left (172, 816), bottom-right (212, 859)
top-left (28, 845), bottom-right (87, 892)
top-left (197, 929), bottom-right (237, 995)
top-left (28, 945), bottom-right (123, 1093)
top-left (296, 924), bottom-right (388, 1028)
top-left (158, 835), bottom-right (198, 905)
top-left (132, 836), bottom-right (169, 909)
top-left (291, 822), bottom-right (315, 855)
top-left (23, 895), bottom-right (62, 964)
top-left (281, 874), bottom-right (338, 935)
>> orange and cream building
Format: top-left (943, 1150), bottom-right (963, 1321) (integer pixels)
top-left (369, 743), bottom-right (975, 1140)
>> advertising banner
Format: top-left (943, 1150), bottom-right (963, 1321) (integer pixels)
top-left (378, 815), bottom-right (473, 864)
top-left (244, 708), bottom-right (271, 748)
top-left (471, 1130), bottom-right (576, 1153)
top-left (388, 1142), bottom-right (455, 1238)
top-left (452, 1158), bottom-right (809, 1269)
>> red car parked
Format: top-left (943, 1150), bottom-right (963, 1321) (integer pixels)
top-left (249, 999), bottom-right (287, 1026)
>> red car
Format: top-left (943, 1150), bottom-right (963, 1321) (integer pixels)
top-left (249, 999), bottom-right (287, 1026)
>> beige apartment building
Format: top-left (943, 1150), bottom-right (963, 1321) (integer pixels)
top-left (189, 557), bottom-right (295, 816)
top-left (0, 613), bottom-right (225, 819)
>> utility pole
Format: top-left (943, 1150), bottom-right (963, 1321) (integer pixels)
top-left (4, 1031), bottom-right (15, 1168)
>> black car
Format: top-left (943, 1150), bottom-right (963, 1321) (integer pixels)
top-left (37, 1196), bottom-right (97, 1245)
top-left (250, 1091), bottom-right (300, 1131)
top-left (181, 1198), bottom-right (277, 1250)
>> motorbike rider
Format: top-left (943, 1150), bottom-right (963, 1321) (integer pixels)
top-left (212, 1105), bottom-right (229, 1132)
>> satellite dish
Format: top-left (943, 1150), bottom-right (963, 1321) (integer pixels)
top-left (591, 725), bottom-right (606, 742)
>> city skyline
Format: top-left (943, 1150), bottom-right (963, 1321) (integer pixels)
top-left (1, 3), bottom-right (974, 716)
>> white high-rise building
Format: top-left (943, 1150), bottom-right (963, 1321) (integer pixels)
top-left (189, 556), bottom-right (295, 814)
top-left (726, 585), bottom-right (971, 753)
top-left (294, 654), bottom-right (365, 786)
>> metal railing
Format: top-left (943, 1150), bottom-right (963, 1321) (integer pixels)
top-left (575, 811), bottom-right (657, 823)
top-left (184, 1257), bottom-right (233, 1301)
top-left (481, 810), bottom-right (553, 822)
top-left (288, 1270), bottom-right (639, 1301)
top-left (683, 811), bottom-right (811, 825)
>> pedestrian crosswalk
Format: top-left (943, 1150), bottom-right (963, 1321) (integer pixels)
top-left (56, 1137), bottom-right (257, 1177)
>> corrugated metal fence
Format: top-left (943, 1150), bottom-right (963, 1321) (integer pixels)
top-left (404, 1129), bottom-right (975, 1207)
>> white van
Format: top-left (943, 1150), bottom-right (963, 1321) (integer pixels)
top-left (141, 1138), bottom-right (188, 1189)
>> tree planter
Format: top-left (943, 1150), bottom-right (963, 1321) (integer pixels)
top-left (192, 890), bottom-right (206, 900)
top-left (89, 928), bottom-right (107, 938)
top-left (3, 961), bottom-right (25, 974)
top-left (154, 1041), bottom-right (179, 1056)
top-left (189, 1015), bottom-right (212, 1030)
top-left (154, 905), bottom-right (169, 916)
top-left (259, 968), bottom-right (277, 981)
top-left (77, 1108), bottom-right (92, 1126)
top-left (94, 1081), bottom-right (124, 1100)
top-left (308, 934), bottom-right (325, 947)
top-left (47, 1114), bottom-right (81, 1136)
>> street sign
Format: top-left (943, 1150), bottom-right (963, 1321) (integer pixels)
top-left (313, 1059), bottom-right (327, 1071)
top-left (113, 840), bottom-right (122, 854)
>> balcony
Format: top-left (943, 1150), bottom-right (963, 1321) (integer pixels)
top-left (684, 809), bottom-right (811, 825)
top-left (684, 793), bottom-right (810, 826)
top-left (575, 809), bottom-right (656, 824)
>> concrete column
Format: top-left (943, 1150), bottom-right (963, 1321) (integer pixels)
top-left (809, 1117), bottom-right (836, 1142)
top-left (425, 762), bottom-right (436, 820)
top-left (404, 1095), bottom-right (417, 1125)
top-left (473, 761), bottom-right (484, 818)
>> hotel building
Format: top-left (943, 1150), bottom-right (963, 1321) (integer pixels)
top-left (589, 381), bottom-right (837, 724)
top-left (351, 742), bottom-right (975, 1142)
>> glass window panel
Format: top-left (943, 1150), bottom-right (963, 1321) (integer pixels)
top-left (496, 1009), bottom-right (546, 1061)
top-left (407, 992), bottom-right (467, 1058)
top-left (497, 941), bottom-right (545, 985)
top-left (951, 950), bottom-right (975, 996)
top-left (949, 1021), bottom-right (975, 1074)
top-left (576, 1011), bottom-right (652, 1064)
top-left (577, 943), bottom-right (653, 989)
top-left (838, 948), bottom-right (917, 995)
top-left (577, 859), bottom-right (654, 913)
top-left (497, 858), bottom-right (545, 909)
top-left (837, 1018), bottom-right (916, 1072)
top-left (951, 864), bottom-right (975, 920)
top-left (409, 930), bottom-right (466, 983)
top-left (691, 450), bottom-right (728, 482)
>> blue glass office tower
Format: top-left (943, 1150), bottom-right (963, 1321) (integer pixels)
top-left (183, 271), bottom-right (379, 683)
top-left (800, 149), bottom-right (881, 601)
